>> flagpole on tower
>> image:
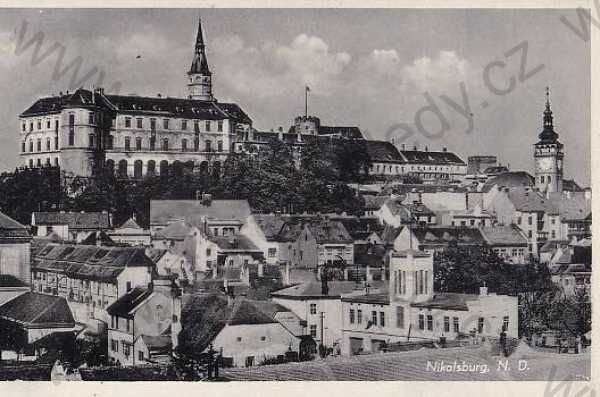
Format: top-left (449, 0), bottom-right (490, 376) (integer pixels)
top-left (305, 85), bottom-right (310, 117)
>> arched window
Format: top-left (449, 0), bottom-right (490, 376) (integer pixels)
top-left (147, 160), bottom-right (156, 176)
top-left (159, 160), bottom-right (169, 176)
top-left (134, 160), bottom-right (143, 179)
top-left (106, 159), bottom-right (115, 175)
top-left (118, 159), bottom-right (128, 177)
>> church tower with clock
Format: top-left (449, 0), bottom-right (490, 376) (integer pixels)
top-left (187, 18), bottom-right (214, 101)
top-left (534, 87), bottom-right (564, 193)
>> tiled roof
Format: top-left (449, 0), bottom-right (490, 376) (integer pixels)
top-left (0, 292), bottom-right (74, 327)
top-left (150, 199), bottom-right (251, 226)
top-left (505, 187), bottom-right (555, 213)
top-left (562, 179), bottom-right (584, 192)
top-left (305, 220), bottom-right (353, 244)
top-left (271, 280), bottom-right (386, 299)
top-left (335, 217), bottom-right (383, 241)
top-left (399, 150), bottom-right (465, 165)
top-left (80, 231), bottom-right (118, 246)
top-left (210, 235), bottom-right (261, 252)
top-left (365, 141), bottom-right (405, 163)
top-left (482, 171), bottom-right (535, 192)
top-left (411, 227), bottom-right (485, 246)
top-left (145, 248), bottom-right (168, 263)
top-left (153, 221), bottom-right (194, 240)
top-left (404, 201), bottom-right (436, 217)
top-left (117, 217), bottom-right (143, 230)
top-left (33, 211), bottom-right (111, 230)
top-left (547, 192), bottom-right (591, 221)
top-left (180, 294), bottom-right (279, 352)
top-left (21, 88), bottom-right (251, 124)
top-left (411, 292), bottom-right (481, 311)
top-left (380, 225), bottom-right (403, 245)
top-left (222, 344), bottom-right (590, 381)
top-left (363, 195), bottom-right (388, 210)
top-left (480, 225), bottom-right (528, 247)
top-left (251, 214), bottom-right (287, 241)
top-left (33, 243), bottom-right (154, 282)
top-left (0, 211), bottom-right (30, 241)
top-left (106, 287), bottom-right (152, 318)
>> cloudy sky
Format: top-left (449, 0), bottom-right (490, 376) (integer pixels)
top-left (0, 8), bottom-right (590, 185)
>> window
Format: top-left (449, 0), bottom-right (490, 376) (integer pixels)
top-left (478, 317), bottom-right (485, 334)
top-left (29, 140), bottom-right (33, 152)
top-left (528, 216), bottom-right (532, 226)
top-left (217, 140), bottom-right (223, 152)
top-left (245, 356), bottom-right (254, 367)
top-left (205, 140), bottom-right (211, 151)
top-left (502, 316), bottom-right (509, 332)
top-left (309, 324), bottom-right (317, 338)
top-left (125, 117), bottom-right (132, 128)
top-left (194, 120), bottom-right (200, 132)
top-left (517, 217), bottom-right (522, 225)
top-left (182, 120), bottom-right (187, 130)
top-left (37, 139), bottom-right (41, 152)
top-left (126, 319), bottom-right (130, 332)
top-left (126, 281), bottom-right (132, 291)
top-left (349, 309), bottom-right (355, 324)
top-left (21, 141), bottom-right (25, 153)
top-left (453, 317), bottom-right (459, 333)
top-left (206, 248), bottom-right (211, 256)
top-left (540, 175), bottom-right (545, 184)
top-left (88, 134), bottom-right (95, 148)
top-left (162, 138), bottom-right (169, 151)
top-left (548, 176), bottom-right (551, 183)
top-left (379, 311), bottom-right (385, 327)
top-left (181, 139), bottom-right (188, 152)
top-left (123, 343), bottom-right (131, 358)
top-left (55, 136), bottom-right (59, 150)
top-left (29, 122), bottom-right (33, 132)
top-left (371, 311), bottom-right (377, 325)
top-left (268, 248), bottom-right (277, 258)
top-left (396, 306), bottom-right (404, 328)
top-left (310, 303), bottom-right (317, 315)
top-left (427, 315), bottom-right (433, 331)
top-left (205, 120), bottom-right (211, 132)
top-left (217, 120), bottom-right (223, 132)
top-left (37, 120), bottom-right (41, 130)
top-left (357, 309), bottom-right (362, 324)
top-left (149, 137), bottom-right (155, 151)
top-left (528, 230), bottom-right (532, 238)
top-left (111, 316), bottom-right (115, 329)
top-left (37, 158), bottom-right (41, 167)
top-left (124, 137), bottom-right (131, 151)
top-left (46, 119), bottom-right (50, 129)
top-left (138, 351), bottom-right (144, 361)
top-left (418, 314), bottom-right (425, 330)
top-left (237, 337), bottom-right (242, 342)
top-left (444, 316), bottom-right (450, 333)
top-left (21, 122), bottom-right (25, 132)
top-left (111, 339), bottom-right (118, 352)
top-left (138, 118), bottom-right (144, 129)
top-left (88, 112), bottom-right (95, 125)
top-left (163, 119), bottom-right (169, 130)
top-left (46, 138), bottom-right (51, 151)
top-left (260, 336), bottom-right (266, 341)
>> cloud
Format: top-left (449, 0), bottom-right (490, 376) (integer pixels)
top-left (211, 33), bottom-right (351, 98)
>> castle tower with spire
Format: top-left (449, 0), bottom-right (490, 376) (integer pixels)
top-left (534, 87), bottom-right (564, 193)
top-left (187, 17), bottom-right (214, 101)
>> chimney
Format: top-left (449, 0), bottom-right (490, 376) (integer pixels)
top-left (283, 262), bottom-right (291, 285)
top-left (365, 265), bottom-right (373, 282)
top-left (157, 93), bottom-right (162, 98)
top-left (479, 285), bottom-right (488, 296)
top-left (425, 146), bottom-right (428, 152)
top-left (401, 144), bottom-right (406, 151)
top-left (442, 147), bottom-right (447, 152)
top-left (413, 145), bottom-right (418, 151)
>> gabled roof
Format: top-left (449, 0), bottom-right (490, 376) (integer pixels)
top-left (0, 292), bottom-right (74, 328)
top-left (482, 172), bottom-right (534, 192)
top-left (117, 217), bottom-right (143, 230)
top-left (480, 225), bottom-right (528, 247)
top-left (399, 150), bottom-right (465, 165)
top-left (140, 334), bottom-right (172, 355)
top-left (80, 231), bottom-right (118, 246)
top-left (153, 221), bottom-right (194, 240)
top-left (411, 227), bottom-right (485, 246)
top-left (20, 88), bottom-right (251, 124)
top-left (106, 287), bottom-right (153, 318)
top-left (209, 234), bottom-right (261, 252)
top-left (334, 217), bottom-right (383, 241)
top-left (180, 294), bottom-right (281, 352)
top-left (251, 214), bottom-right (288, 241)
top-left (365, 140), bottom-right (405, 163)
top-left (271, 280), bottom-right (386, 299)
top-left (562, 179), bottom-right (584, 192)
top-left (33, 243), bottom-right (154, 282)
top-left (304, 220), bottom-right (353, 244)
top-left (0, 211), bottom-right (30, 241)
top-left (504, 187), bottom-right (554, 213)
top-left (546, 192), bottom-right (591, 221)
top-left (33, 211), bottom-right (111, 230)
top-left (150, 200), bottom-right (251, 226)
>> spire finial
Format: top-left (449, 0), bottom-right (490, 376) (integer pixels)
top-left (545, 86), bottom-right (551, 110)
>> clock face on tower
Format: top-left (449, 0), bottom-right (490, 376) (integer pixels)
top-left (537, 156), bottom-right (554, 172)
